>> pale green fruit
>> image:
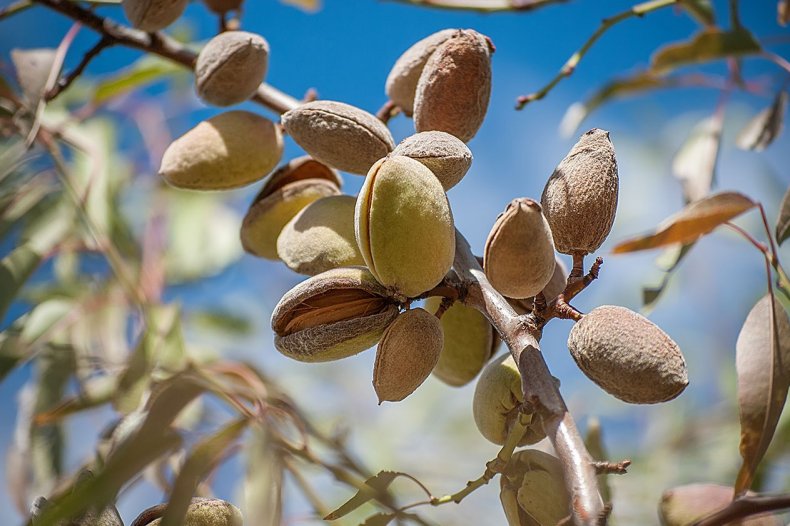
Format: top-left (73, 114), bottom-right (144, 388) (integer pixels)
top-left (391, 131), bottom-right (473, 190)
top-left (271, 267), bottom-right (400, 362)
top-left (277, 195), bottom-right (365, 275)
top-left (568, 305), bottom-right (688, 404)
top-left (473, 354), bottom-right (548, 446)
top-left (373, 308), bottom-right (443, 403)
top-left (500, 450), bottom-right (570, 526)
top-left (159, 111), bottom-right (282, 190)
top-left (484, 198), bottom-right (556, 299)
top-left (425, 296), bottom-right (496, 387)
top-left (659, 484), bottom-right (782, 526)
top-left (195, 31), bottom-right (269, 107)
top-left (145, 498), bottom-right (244, 526)
top-left (541, 128), bottom-right (618, 255)
top-left (281, 101), bottom-right (395, 175)
top-left (355, 156), bottom-right (455, 298)
top-left (385, 29), bottom-right (456, 116)
top-left (122, 0), bottom-right (188, 31)
top-left (240, 156), bottom-right (341, 260)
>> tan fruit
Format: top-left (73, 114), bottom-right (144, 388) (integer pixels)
top-left (355, 156), bottom-right (455, 298)
top-left (271, 267), bottom-right (400, 362)
top-left (472, 354), bottom-right (548, 446)
top-left (144, 498), bottom-right (244, 526)
top-left (277, 195), bottom-right (364, 275)
top-left (425, 296), bottom-right (496, 387)
top-left (391, 131), bottom-right (473, 190)
top-left (484, 198), bottom-right (556, 299)
top-left (195, 31), bottom-right (269, 107)
top-left (414, 29), bottom-right (493, 143)
top-left (203, 0), bottom-right (243, 13)
top-left (385, 29), bottom-right (456, 116)
top-left (508, 257), bottom-right (569, 314)
top-left (240, 156), bottom-right (341, 260)
top-left (659, 484), bottom-right (781, 526)
top-left (541, 128), bottom-right (619, 255)
top-left (568, 305), bottom-right (688, 404)
top-left (159, 110), bottom-right (282, 190)
top-left (373, 308), bottom-right (443, 403)
top-left (281, 101), bottom-right (395, 174)
top-left (500, 450), bottom-right (570, 526)
top-left (122, 0), bottom-right (188, 31)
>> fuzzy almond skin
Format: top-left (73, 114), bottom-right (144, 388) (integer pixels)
top-left (195, 31), bottom-right (269, 107)
top-left (659, 484), bottom-right (781, 526)
top-left (277, 195), bottom-right (365, 275)
top-left (413, 29), bottom-right (492, 143)
top-left (281, 101), bottom-right (395, 175)
top-left (541, 128), bottom-right (618, 255)
top-left (271, 267), bottom-right (400, 362)
top-left (146, 498), bottom-right (244, 526)
top-left (355, 156), bottom-right (455, 298)
top-left (160, 110), bottom-right (282, 190)
top-left (484, 198), bottom-right (556, 299)
top-left (472, 354), bottom-right (547, 446)
top-left (385, 29), bottom-right (456, 117)
top-left (122, 0), bottom-right (188, 31)
top-left (568, 305), bottom-right (688, 404)
top-left (425, 296), bottom-right (495, 387)
top-left (203, 0), bottom-right (243, 13)
top-left (373, 308), bottom-right (443, 403)
top-left (392, 131), bottom-right (473, 190)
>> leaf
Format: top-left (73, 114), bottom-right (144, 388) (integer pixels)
top-left (777, 187), bottom-right (790, 247)
top-left (642, 242), bottom-right (696, 311)
top-left (359, 513), bottom-right (396, 526)
top-left (91, 55), bottom-right (184, 105)
top-left (10, 48), bottom-right (57, 108)
top-left (159, 418), bottom-right (249, 526)
top-left (244, 426), bottom-right (283, 526)
top-left (189, 309), bottom-right (252, 335)
top-left (560, 72), bottom-right (669, 137)
top-left (734, 294), bottom-right (790, 494)
top-left (280, 0), bottom-right (321, 12)
top-left (736, 91), bottom-right (788, 152)
top-left (651, 28), bottom-right (761, 74)
top-left (680, 0), bottom-right (715, 25)
top-left (325, 471), bottom-right (401, 520)
top-left (672, 115), bottom-right (722, 203)
top-left (612, 192), bottom-right (756, 253)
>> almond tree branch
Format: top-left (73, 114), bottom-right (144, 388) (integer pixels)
top-left (45, 36), bottom-right (113, 101)
top-left (29, 0), bottom-right (301, 114)
top-left (452, 230), bottom-right (604, 526)
top-left (382, 0), bottom-right (569, 13)
top-left (692, 493), bottom-right (790, 526)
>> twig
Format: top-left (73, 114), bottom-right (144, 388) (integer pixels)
top-left (382, 0), bottom-right (569, 13)
top-left (763, 50), bottom-right (790, 75)
top-left (725, 221), bottom-right (790, 301)
top-left (0, 0), bottom-right (32, 20)
top-left (592, 460), bottom-right (631, 475)
top-left (516, 0), bottom-right (679, 109)
top-left (376, 99), bottom-right (400, 124)
top-left (692, 493), bottom-right (790, 526)
top-left (45, 37), bottom-right (113, 101)
top-left (30, 0), bottom-right (300, 114)
top-left (452, 230), bottom-right (604, 525)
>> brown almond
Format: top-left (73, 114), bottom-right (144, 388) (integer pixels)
top-left (195, 31), bottom-right (269, 107)
top-left (122, 0), bottom-right (188, 31)
top-left (391, 131), bottom-right (473, 190)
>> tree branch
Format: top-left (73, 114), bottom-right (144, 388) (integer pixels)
top-left (45, 36), bottom-right (113, 101)
top-left (692, 493), bottom-right (790, 526)
top-left (382, 0), bottom-right (569, 13)
top-left (30, 0), bottom-right (300, 114)
top-left (452, 230), bottom-right (604, 526)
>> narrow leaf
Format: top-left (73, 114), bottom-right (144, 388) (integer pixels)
top-left (642, 243), bottom-right (696, 312)
top-left (736, 91), bottom-right (788, 152)
top-left (10, 48), bottom-right (57, 108)
top-left (776, 187), bottom-right (790, 246)
top-left (680, 0), bottom-right (715, 26)
top-left (672, 115), bottom-right (722, 203)
top-left (244, 427), bottom-right (283, 526)
top-left (359, 513), bottom-right (396, 526)
top-left (92, 55), bottom-right (183, 105)
top-left (324, 471), bottom-right (400, 520)
top-left (734, 295), bottom-right (790, 494)
top-left (651, 28), bottom-right (761, 74)
top-left (613, 192), bottom-right (756, 253)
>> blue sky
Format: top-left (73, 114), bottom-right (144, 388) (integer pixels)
top-left (1, 0), bottom-right (790, 524)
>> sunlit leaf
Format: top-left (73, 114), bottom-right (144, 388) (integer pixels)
top-left (612, 192), bottom-right (756, 253)
top-left (159, 418), bottom-right (249, 526)
top-left (244, 426), bottom-right (283, 526)
top-left (325, 471), bottom-right (401, 520)
top-left (10, 48), bottom-right (57, 108)
top-left (780, 0), bottom-right (789, 26)
top-left (651, 28), bottom-right (761, 74)
top-left (734, 295), bottom-right (790, 494)
top-left (672, 115), bottom-right (722, 203)
top-left (777, 187), bottom-right (790, 247)
top-left (680, 0), bottom-right (715, 25)
top-left (280, 0), bottom-right (321, 12)
top-left (736, 91), bottom-right (788, 152)
top-left (92, 55), bottom-right (185, 105)
top-left (642, 242), bottom-right (696, 312)
top-left (359, 513), bottom-right (396, 526)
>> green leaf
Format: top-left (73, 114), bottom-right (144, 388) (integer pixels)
top-left (612, 192), bottom-right (756, 253)
top-left (672, 115), bottom-right (722, 203)
top-left (651, 28), bottom-right (761, 74)
top-left (325, 471), bottom-right (401, 520)
top-left (359, 513), bottom-right (396, 526)
top-left (736, 91), bottom-right (788, 152)
top-left (91, 55), bottom-right (184, 105)
top-left (680, 0), bottom-right (715, 25)
top-left (735, 295), bottom-right (790, 494)
top-left (776, 186), bottom-right (790, 247)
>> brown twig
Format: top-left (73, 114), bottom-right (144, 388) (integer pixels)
top-left (45, 36), bottom-right (113, 101)
top-left (376, 99), bottom-right (401, 124)
top-left (592, 460), bottom-right (631, 475)
top-left (30, 0), bottom-right (300, 114)
top-left (692, 493), bottom-right (790, 526)
top-left (452, 230), bottom-right (604, 525)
